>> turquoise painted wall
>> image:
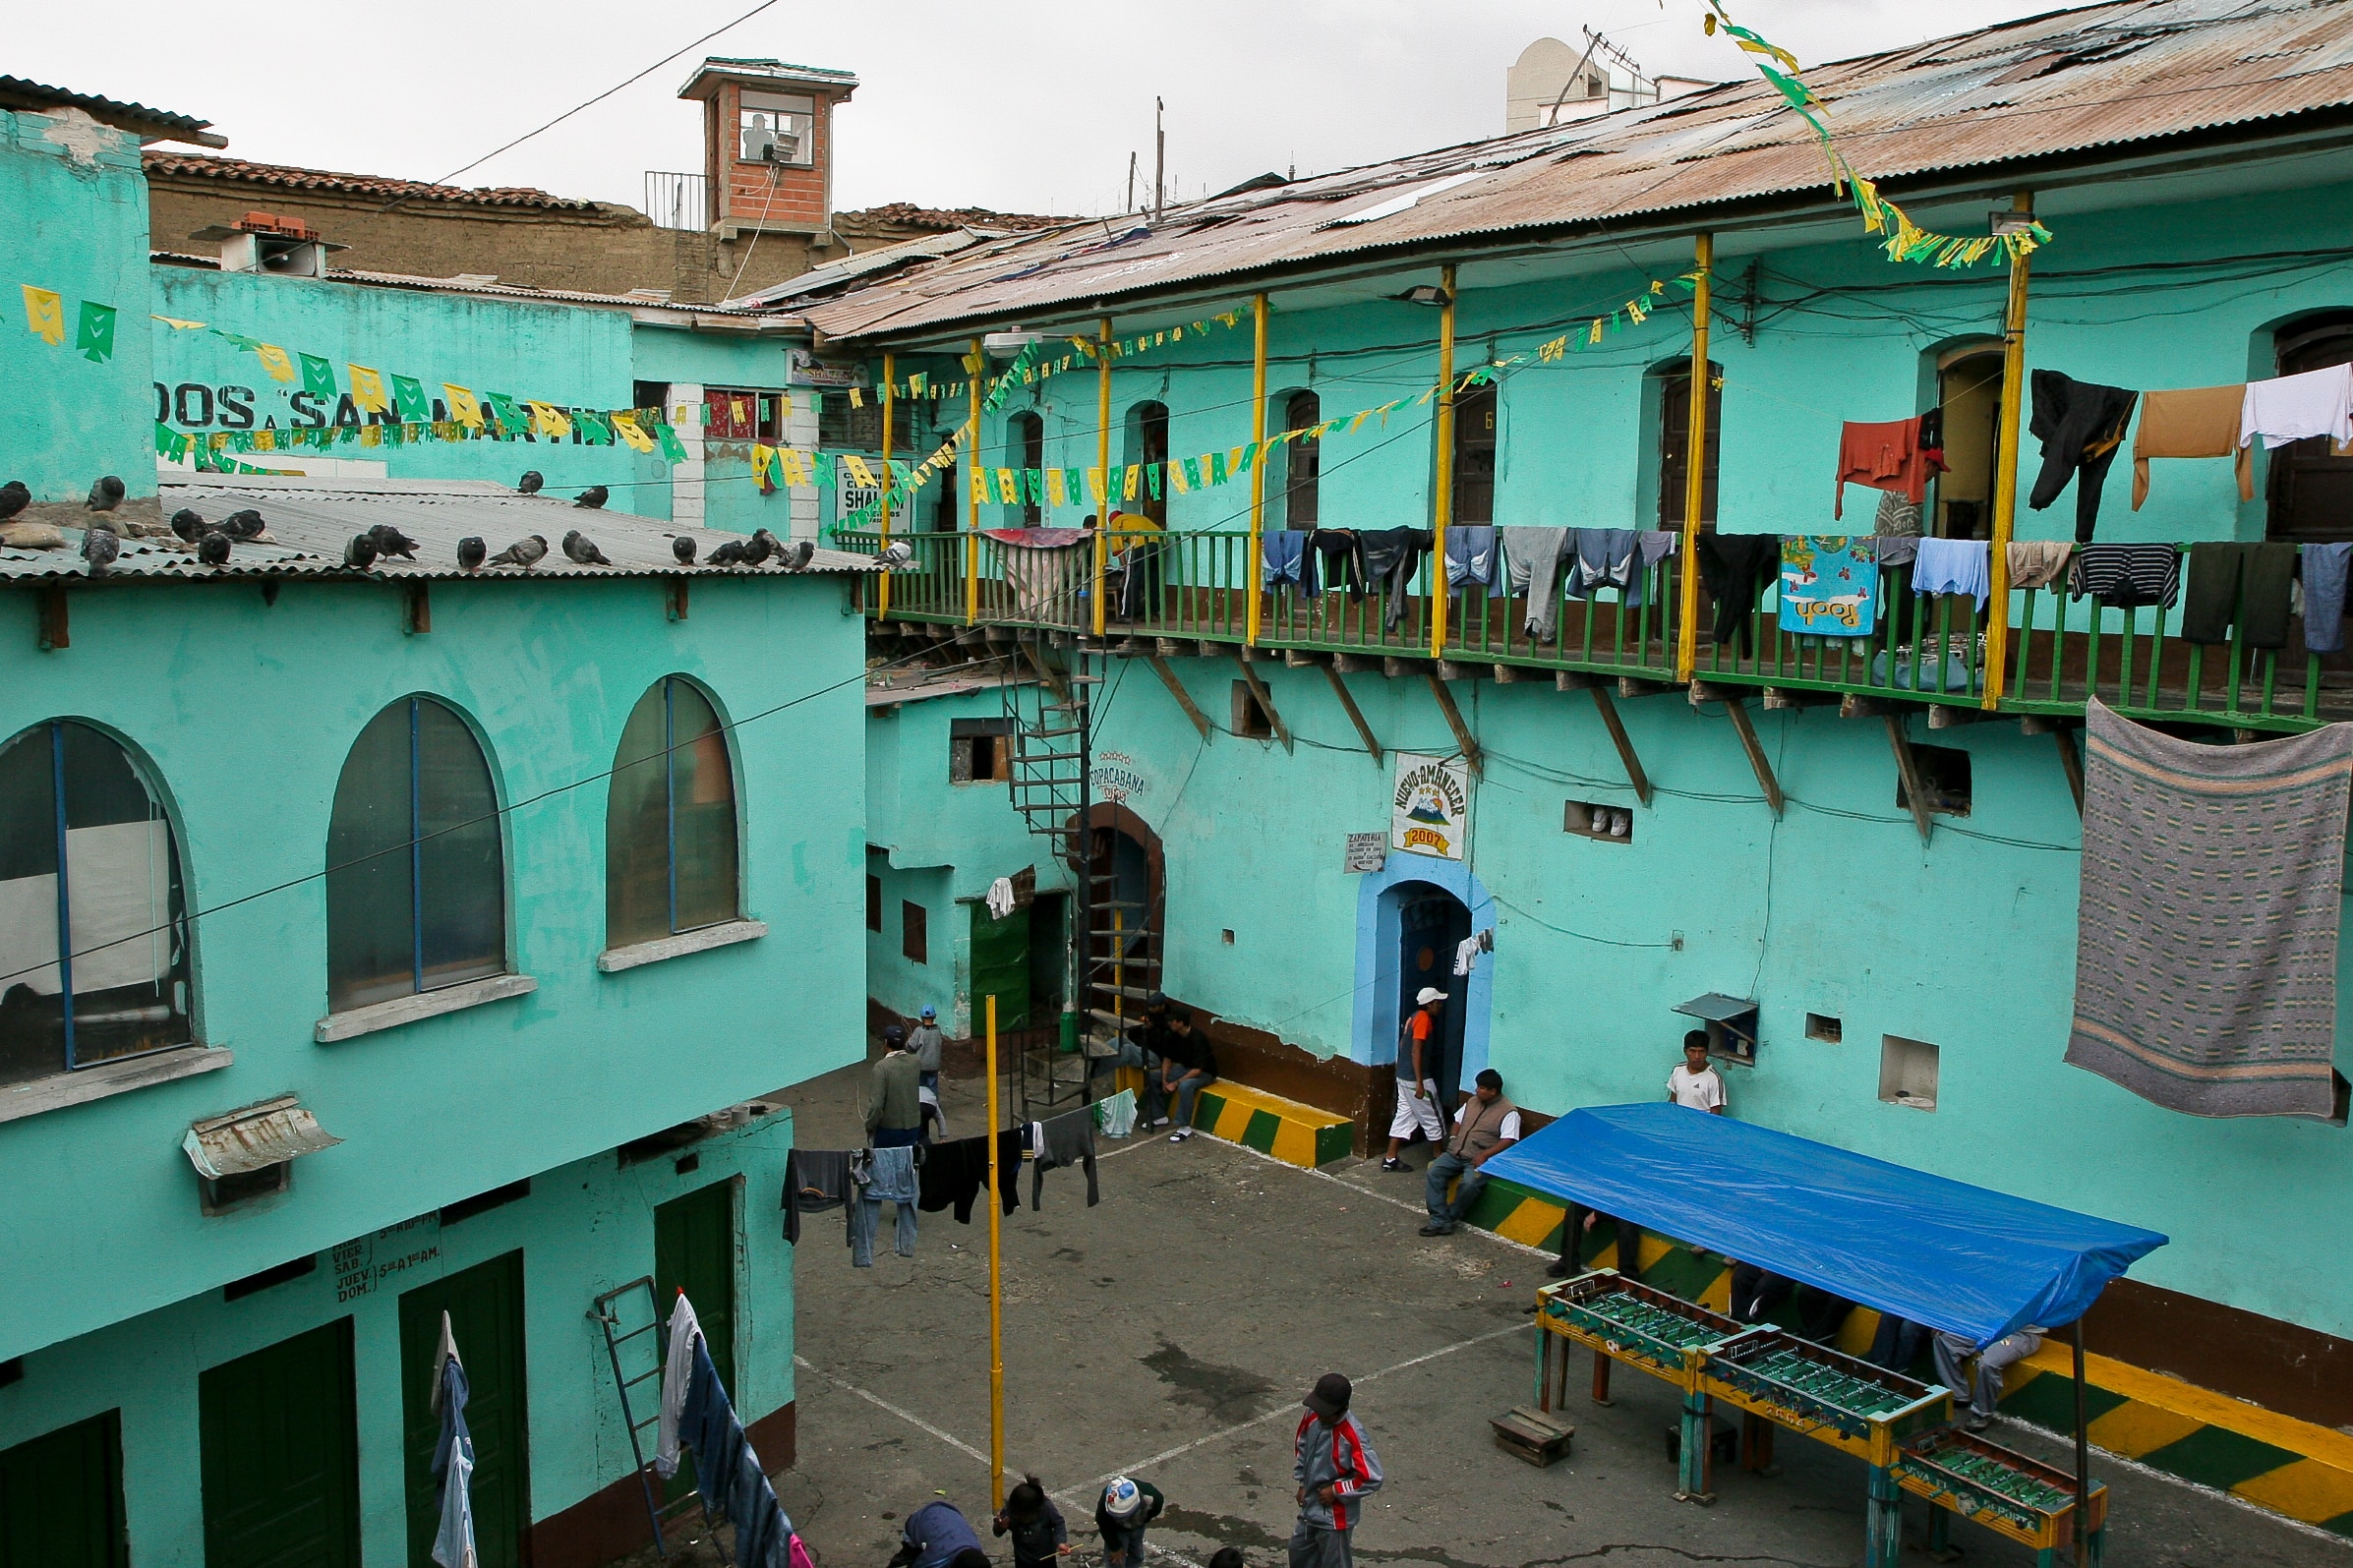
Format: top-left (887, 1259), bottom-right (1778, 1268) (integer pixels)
top-left (0, 1113), bottom-right (794, 1566)
top-left (628, 330), bottom-right (803, 537)
top-left (0, 570), bottom-right (867, 1366)
top-left (0, 108), bottom-right (153, 500)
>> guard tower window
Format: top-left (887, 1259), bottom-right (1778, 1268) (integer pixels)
top-left (738, 94), bottom-right (815, 167)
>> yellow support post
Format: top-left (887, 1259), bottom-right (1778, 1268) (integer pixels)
top-left (1676, 234), bottom-right (1714, 682)
top-left (1248, 292), bottom-right (1269, 646)
top-left (966, 336), bottom-right (982, 626)
top-left (1093, 318), bottom-right (1112, 639)
top-left (985, 993), bottom-right (1005, 1502)
top-left (1430, 264), bottom-right (1458, 661)
top-left (1982, 193), bottom-right (2033, 711)
top-left (878, 351), bottom-right (894, 620)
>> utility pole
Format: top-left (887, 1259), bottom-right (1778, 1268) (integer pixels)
top-left (1154, 97), bottom-right (1165, 224)
top-left (1126, 151), bottom-right (1137, 214)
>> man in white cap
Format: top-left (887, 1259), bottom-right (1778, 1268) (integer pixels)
top-left (1293, 1371), bottom-right (1382, 1567)
top-left (1092, 1475), bottom-right (1164, 1568)
top-left (1381, 988), bottom-right (1448, 1172)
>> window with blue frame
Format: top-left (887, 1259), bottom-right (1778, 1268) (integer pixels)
top-left (0, 720), bottom-right (193, 1085)
top-left (325, 697), bottom-right (506, 1014)
top-left (607, 677), bottom-right (740, 950)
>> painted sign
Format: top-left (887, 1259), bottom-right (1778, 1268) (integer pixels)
top-left (1343, 833), bottom-right (1387, 873)
top-left (788, 349), bottom-right (871, 389)
top-left (328, 1213), bottom-right (442, 1305)
top-left (1090, 750), bottom-right (1148, 803)
top-left (838, 462), bottom-right (882, 522)
top-left (1779, 535), bottom-right (1879, 636)
top-left (1391, 753), bottom-right (1470, 861)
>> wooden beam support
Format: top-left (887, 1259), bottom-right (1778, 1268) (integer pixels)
top-left (1840, 692), bottom-right (1895, 721)
top-left (1436, 660), bottom-right (1487, 682)
top-left (1587, 685), bottom-right (1653, 806)
top-left (1555, 670), bottom-right (1602, 691)
top-left (1323, 664), bottom-right (1383, 764)
top-left (2055, 726), bottom-right (2085, 816)
top-left (1885, 716), bottom-right (1936, 843)
top-left (1424, 670), bottom-right (1484, 773)
top-left (1618, 676), bottom-right (1677, 699)
top-left (36, 586), bottom-right (68, 651)
top-left (404, 582), bottom-right (431, 635)
top-left (1148, 656), bottom-right (1213, 742)
top-left (1492, 664), bottom-right (1528, 683)
top-left (1156, 637), bottom-right (1196, 658)
top-left (1383, 655), bottom-right (1422, 679)
top-left (1761, 686), bottom-right (1836, 711)
top-left (1332, 652), bottom-right (1381, 674)
top-left (2018, 714), bottom-right (2066, 735)
top-left (1233, 654), bottom-right (1293, 752)
top-left (1693, 684), bottom-right (1783, 816)
top-left (1282, 648), bottom-right (1329, 668)
top-left (1020, 641), bottom-right (1071, 704)
top-left (1926, 703), bottom-right (1982, 730)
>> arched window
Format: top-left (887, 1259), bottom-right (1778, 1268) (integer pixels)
top-left (1281, 390), bottom-right (1322, 529)
top-left (1008, 411), bottom-right (1045, 526)
top-left (608, 677), bottom-right (740, 949)
top-left (1126, 401), bottom-right (1170, 526)
top-left (1656, 360), bottom-right (1723, 527)
top-left (325, 697), bottom-right (505, 1014)
top-left (2268, 312), bottom-right (2353, 543)
top-left (0, 722), bottom-right (192, 1084)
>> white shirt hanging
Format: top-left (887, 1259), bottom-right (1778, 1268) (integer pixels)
top-left (2240, 363), bottom-right (2353, 450)
top-left (985, 876), bottom-right (1017, 920)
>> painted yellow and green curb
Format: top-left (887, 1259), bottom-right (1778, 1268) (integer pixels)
top-left (1108, 1067), bottom-right (1355, 1170)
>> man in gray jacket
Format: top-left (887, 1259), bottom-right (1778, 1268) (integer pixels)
top-left (910, 1006), bottom-right (945, 1092)
top-left (1292, 1372), bottom-right (1382, 1568)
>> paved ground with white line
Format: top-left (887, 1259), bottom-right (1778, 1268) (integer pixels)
top-left (764, 1053), bottom-right (2339, 1568)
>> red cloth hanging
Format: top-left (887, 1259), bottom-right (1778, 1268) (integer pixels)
top-left (1834, 415), bottom-right (1946, 518)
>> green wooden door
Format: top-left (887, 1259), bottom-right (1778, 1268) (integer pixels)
top-left (399, 1251), bottom-right (531, 1568)
top-left (655, 1180), bottom-right (739, 1398)
top-left (970, 901), bottom-right (1030, 1032)
top-left (199, 1318), bottom-right (361, 1568)
top-left (0, 1410), bottom-right (126, 1568)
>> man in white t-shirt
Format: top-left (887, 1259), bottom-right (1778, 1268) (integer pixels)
top-left (1669, 1032), bottom-right (1727, 1114)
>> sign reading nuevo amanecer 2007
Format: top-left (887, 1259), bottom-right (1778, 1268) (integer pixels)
top-left (1390, 753), bottom-right (1469, 861)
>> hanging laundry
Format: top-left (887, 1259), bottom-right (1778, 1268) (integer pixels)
top-left (2069, 543), bottom-right (2181, 610)
top-left (1566, 529), bottom-right (1638, 599)
top-left (1263, 529), bottom-right (1318, 593)
top-left (781, 1149), bottom-right (853, 1246)
top-left (2028, 370), bottom-right (2138, 543)
top-left (1451, 927), bottom-right (1494, 977)
top-left (1027, 1108), bottom-right (1101, 1208)
top-left (850, 1145), bottom-right (919, 1267)
top-left (915, 1131), bottom-right (1023, 1224)
top-left (2302, 542), bottom-right (2353, 654)
top-left (1094, 1086), bottom-right (1139, 1139)
top-left (1778, 536), bottom-right (1879, 636)
top-left (986, 877), bottom-right (1017, 920)
top-left (429, 1314), bottom-right (477, 1568)
top-left (1873, 534), bottom-right (1921, 566)
top-left (2005, 540), bottom-right (2074, 591)
top-left (2131, 383), bottom-right (2254, 509)
top-left (1358, 528), bottom-right (1434, 631)
top-left (1310, 528), bottom-right (1366, 598)
top-left (982, 529), bottom-right (1089, 617)
top-left (2240, 362), bottom-right (2353, 450)
top-left (1443, 525), bottom-right (1504, 595)
top-left (678, 1333), bottom-right (794, 1568)
top-left (1694, 533), bottom-right (1781, 651)
top-left (656, 1293), bottom-right (703, 1477)
top-left (1910, 537), bottom-right (1992, 610)
top-left (2182, 541), bottom-right (2297, 649)
top-left (1834, 413), bottom-right (1946, 518)
top-left (1498, 528), bottom-right (1571, 639)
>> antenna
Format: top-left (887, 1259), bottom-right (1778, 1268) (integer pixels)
top-left (1127, 150), bottom-right (1138, 213)
top-left (1153, 97), bottom-right (1165, 224)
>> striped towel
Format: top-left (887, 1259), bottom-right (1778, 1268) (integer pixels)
top-left (2068, 543), bottom-right (2179, 610)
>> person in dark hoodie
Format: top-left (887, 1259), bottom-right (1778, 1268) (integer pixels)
top-left (886, 1498), bottom-right (989, 1568)
top-left (993, 1475), bottom-right (1071, 1566)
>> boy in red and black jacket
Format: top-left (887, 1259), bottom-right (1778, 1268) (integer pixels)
top-left (1291, 1372), bottom-right (1383, 1567)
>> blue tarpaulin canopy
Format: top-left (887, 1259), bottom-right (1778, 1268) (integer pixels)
top-left (1483, 1104), bottom-right (2166, 1348)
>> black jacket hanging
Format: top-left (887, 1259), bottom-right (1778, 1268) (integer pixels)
top-left (2028, 370), bottom-right (2138, 544)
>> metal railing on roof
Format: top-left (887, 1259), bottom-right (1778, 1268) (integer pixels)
top-left (644, 171), bottom-right (709, 233)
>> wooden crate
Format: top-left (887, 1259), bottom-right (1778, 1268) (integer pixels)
top-left (1490, 1405), bottom-right (1575, 1467)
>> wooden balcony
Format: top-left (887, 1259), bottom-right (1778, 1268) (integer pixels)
top-left (843, 529), bottom-right (2339, 733)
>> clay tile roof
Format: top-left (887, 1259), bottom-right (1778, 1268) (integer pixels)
top-left (141, 151), bottom-right (603, 211)
top-left (835, 202), bottom-right (1073, 235)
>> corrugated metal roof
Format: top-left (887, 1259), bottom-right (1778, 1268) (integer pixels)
top-left (0, 76), bottom-right (216, 141)
top-left (0, 477), bottom-right (881, 583)
top-left (182, 1095), bottom-right (341, 1179)
top-left (804, 0), bottom-right (2353, 344)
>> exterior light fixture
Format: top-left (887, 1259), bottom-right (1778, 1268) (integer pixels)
top-left (1989, 209), bottom-right (2038, 237)
top-left (1399, 284), bottom-right (1451, 307)
top-left (983, 329), bottom-right (1048, 354)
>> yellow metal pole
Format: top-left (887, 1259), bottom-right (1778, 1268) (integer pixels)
top-left (1675, 234), bottom-right (1715, 682)
top-left (966, 337), bottom-right (983, 626)
top-left (878, 351), bottom-right (894, 620)
top-left (1248, 292), bottom-right (1269, 646)
top-left (1093, 318), bottom-right (1112, 639)
top-left (985, 993), bottom-right (1005, 1502)
top-left (1429, 265), bottom-right (1458, 660)
top-left (1982, 193), bottom-right (2033, 711)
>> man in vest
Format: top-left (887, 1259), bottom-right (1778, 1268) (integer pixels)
top-left (1418, 1069), bottom-right (1520, 1237)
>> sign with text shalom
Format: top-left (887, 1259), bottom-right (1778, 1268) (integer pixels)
top-left (1390, 753), bottom-right (1469, 861)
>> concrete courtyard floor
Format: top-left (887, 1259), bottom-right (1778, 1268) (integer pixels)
top-left (761, 1055), bottom-right (2342, 1568)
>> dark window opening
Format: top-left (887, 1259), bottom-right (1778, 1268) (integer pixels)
top-left (1127, 401), bottom-right (1170, 526)
top-left (440, 1178), bottom-right (531, 1227)
top-left (608, 677), bottom-right (740, 950)
top-left (223, 1254), bottom-right (318, 1302)
top-left (1563, 799), bottom-right (1632, 842)
top-left (201, 1162), bottom-right (291, 1215)
top-left (950, 718), bottom-right (1014, 783)
top-left (1009, 411), bottom-right (1045, 526)
top-left (902, 900), bottom-right (928, 965)
top-left (1897, 743), bottom-right (1972, 817)
top-left (866, 873), bottom-right (884, 933)
top-left (1805, 1013), bottom-right (1844, 1044)
top-left (1283, 389), bottom-right (1322, 528)
top-left (1658, 363), bottom-right (1723, 528)
top-left (1231, 680), bottom-right (1274, 739)
top-left (704, 386), bottom-right (786, 442)
top-left (2266, 313), bottom-right (2353, 545)
top-left (1880, 1034), bottom-right (1940, 1110)
top-left (1451, 383), bottom-right (1498, 527)
top-left (1935, 347), bottom-right (2004, 540)
top-left (934, 460), bottom-right (960, 529)
top-left (818, 392), bottom-right (883, 451)
top-left (632, 379), bottom-right (671, 422)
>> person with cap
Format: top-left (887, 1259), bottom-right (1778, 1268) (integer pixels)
top-left (909, 1006), bottom-right (946, 1093)
top-left (1093, 1475), bottom-right (1165, 1568)
top-left (1381, 988), bottom-right (1448, 1172)
top-left (885, 1497), bottom-right (990, 1568)
top-left (1292, 1372), bottom-right (1382, 1568)
top-left (865, 1025), bottom-right (923, 1148)
top-left (1419, 1068), bottom-right (1519, 1237)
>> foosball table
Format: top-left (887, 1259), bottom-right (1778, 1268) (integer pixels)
top-left (1531, 1271), bottom-right (1745, 1499)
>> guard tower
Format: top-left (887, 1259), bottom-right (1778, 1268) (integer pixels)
top-left (677, 57), bottom-right (859, 248)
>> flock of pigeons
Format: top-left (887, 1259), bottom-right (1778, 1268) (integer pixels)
top-left (0, 471), bottom-right (843, 578)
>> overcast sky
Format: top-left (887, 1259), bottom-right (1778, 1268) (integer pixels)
top-left (21, 0), bottom-right (2056, 218)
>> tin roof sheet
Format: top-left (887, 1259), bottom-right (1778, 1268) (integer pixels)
top-left (804, 0), bottom-right (2353, 344)
top-left (0, 477), bottom-right (881, 584)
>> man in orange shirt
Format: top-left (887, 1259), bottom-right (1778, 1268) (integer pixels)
top-left (1382, 988), bottom-right (1447, 1172)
